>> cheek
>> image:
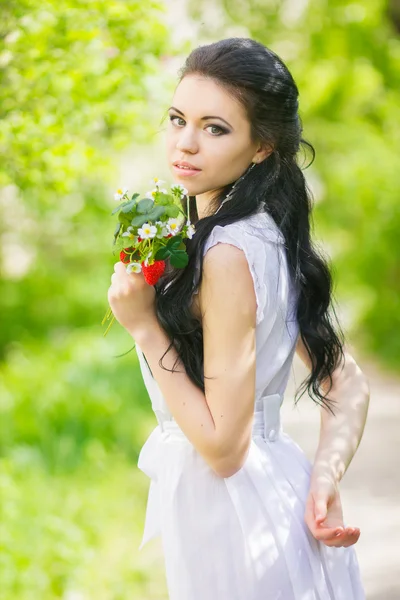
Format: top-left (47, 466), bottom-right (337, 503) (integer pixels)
top-left (208, 138), bottom-right (250, 174)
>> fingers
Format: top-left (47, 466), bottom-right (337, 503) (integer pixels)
top-left (305, 494), bottom-right (360, 546)
top-left (310, 522), bottom-right (361, 547)
top-left (311, 516), bottom-right (361, 547)
top-left (321, 527), bottom-right (361, 547)
top-left (311, 522), bottom-right (344, 541)
top-left (113, 261), bottom-right (143, 281)
top-left (114, 261), bottom-right (127, 273)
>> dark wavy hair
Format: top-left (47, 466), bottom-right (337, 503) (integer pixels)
top-left (151, 37), bottom-right (345, 414)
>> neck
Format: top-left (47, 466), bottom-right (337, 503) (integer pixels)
top-left (195, 188), bottom-right (221, 219)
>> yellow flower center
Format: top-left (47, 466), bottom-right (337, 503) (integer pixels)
top-left (117, 188), bottom-right (123, 194)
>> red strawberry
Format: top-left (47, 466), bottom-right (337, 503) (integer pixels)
top-left (120, 250), bottom-right (131, 264)
top-left (141, 260), bottom-right (166, 285)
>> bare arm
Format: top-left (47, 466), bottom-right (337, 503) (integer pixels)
top-left (132, 242), bottom-right (258, 478)
top-left (296, 336), bottom-right (370, 483)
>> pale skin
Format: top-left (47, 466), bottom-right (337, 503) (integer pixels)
top-left (108, 74), bottom-right (370, 548)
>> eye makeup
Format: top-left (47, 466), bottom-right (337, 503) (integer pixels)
top-left (168, 114), bottom-right (230, 136)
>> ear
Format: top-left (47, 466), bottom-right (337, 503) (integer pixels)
top-left (251, 143), bottom-right (273, 164)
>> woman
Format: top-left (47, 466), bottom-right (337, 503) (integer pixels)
top-left (108, 38), bottom-right (369, 599)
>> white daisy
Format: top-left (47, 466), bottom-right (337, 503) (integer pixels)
top-left (138, 223), bottom-right (157, 239)
top-left (114, 186), bottom-right (129, 201)
top-left (122, 226), bottom-right (138, 243)
top-left (166, 217), bottom-right (181, 236)
top-left (126, 262), bottom-right (142, 274)
top-left (145, 186), bottom-right (168, 199)
top-left (151, 177), bottom-right (166, 188)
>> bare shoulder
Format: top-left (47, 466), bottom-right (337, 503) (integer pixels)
top-left (199, 241), bottom-right (257, 328)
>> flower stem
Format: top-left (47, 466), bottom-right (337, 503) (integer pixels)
top-left (101, 306), bottom-right (113, 325)
top-left (103, 315), bottom-right (115, 337)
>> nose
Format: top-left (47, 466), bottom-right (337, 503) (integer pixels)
top-left (175, 125), bottom-right (199, 154)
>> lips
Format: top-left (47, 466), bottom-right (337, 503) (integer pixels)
top-left (173, 160), bottom-right (201, 171)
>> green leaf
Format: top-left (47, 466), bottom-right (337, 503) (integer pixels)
top-left (169, 251), bottom-right (189, 268)
top-left (112, 194), bottom-right (139, 215)
top-left (131, 193), bottom-right (140, 201)
top-left (154, 246), bottom-right (170, 260)
top-left (114, 222), bottom-right (122, 236)
top-left (136, 198), bottom-right (155, 214)
top-left (118, 211), bottom-right (132, 227)
top-left (121, 199), bottom-right (137, 213)
top-left (113, 222), bottom-right (122, 245)
top-left (164, 204), bottom-right (180, 217)
top-left (116, 237), bottom-right (136, 250)
top-left (111, 204), bottom-right (124, 215)
top-left (131, 214), bottom-right (150, 227)
top-left (146, 205), bottom-right (166, 220)
top-left (166, 235), bottom-right (182, 249)
top-left (157, 193), bottom-right (172, 205)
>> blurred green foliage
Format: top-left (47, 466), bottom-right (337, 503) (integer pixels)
top-left (0, 0), bottom-right (171, 195)
top-left (188, 0), bottom-right (400, 369)
top-left (0, 1), bottom-right (178, 597)
top-left (0, 0), bottom-right (182, 356)
top-left (0, 330), bottom-right (152, 473)
top-left (1, 454), bottom-right (167, 598)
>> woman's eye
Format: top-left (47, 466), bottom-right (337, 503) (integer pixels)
top-left (169, 115), bottom-right (185, 127)
top-left (206, 125), bottom-right (225, 136)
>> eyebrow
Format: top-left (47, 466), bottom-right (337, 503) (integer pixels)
top-left (168, 106), bottom-right (233, 129)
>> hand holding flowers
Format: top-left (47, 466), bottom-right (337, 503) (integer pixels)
top-left (107, 260), bottom-right (158, 339)
top-left (102, 178), bottom-right (196, 337)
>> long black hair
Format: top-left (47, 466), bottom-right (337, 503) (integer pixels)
top-left (153, 37), bottom-right (345, 414)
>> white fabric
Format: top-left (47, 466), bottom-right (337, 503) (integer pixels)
top-left (136, 210), bottom-right (366, 599)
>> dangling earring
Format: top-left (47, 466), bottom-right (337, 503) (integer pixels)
top-left (214, 161), bottom-right (257, 215)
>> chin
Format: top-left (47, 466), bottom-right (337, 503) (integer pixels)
top-left (182, 185), bottom-right (197, 196)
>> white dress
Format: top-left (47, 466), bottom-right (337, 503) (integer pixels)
top-left (135, 209), bottom-right (366, 600)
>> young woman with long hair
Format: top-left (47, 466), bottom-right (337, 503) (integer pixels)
top-left (108, 37), bottom-right (369, 599)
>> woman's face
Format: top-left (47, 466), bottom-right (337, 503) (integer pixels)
top-left (165, 75), bottom-right (266, 200)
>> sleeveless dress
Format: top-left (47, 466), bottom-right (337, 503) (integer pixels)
top-left (135, 209), bottom-right (366, 600)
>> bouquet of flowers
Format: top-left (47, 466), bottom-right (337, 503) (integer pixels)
top-left (102, 177), bottom-right (196, 336)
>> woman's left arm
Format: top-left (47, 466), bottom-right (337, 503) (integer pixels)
top-left (297, 336), bottom-right (370, 546)
top-left (311, 350), bottom-right (370, 486)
